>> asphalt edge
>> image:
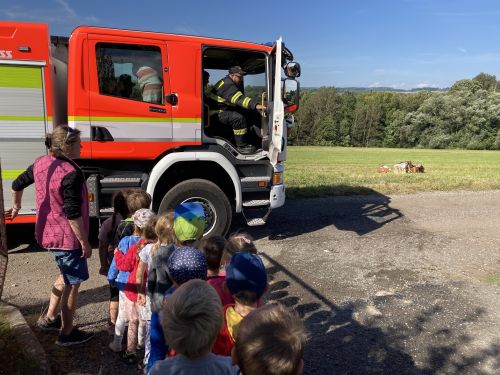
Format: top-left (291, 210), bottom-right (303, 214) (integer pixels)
top-left (0, 302), bottom-right (51, 374)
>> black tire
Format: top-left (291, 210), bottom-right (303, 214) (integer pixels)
top-left (158, 179), bottom-right (232, 237)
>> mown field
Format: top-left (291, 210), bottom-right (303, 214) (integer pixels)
top-left (285, 146), bottom-right (500, 197)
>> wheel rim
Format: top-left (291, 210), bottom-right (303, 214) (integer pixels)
top-left (181, 197), bottom-right (217, 235)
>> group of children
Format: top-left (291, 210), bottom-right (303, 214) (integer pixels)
top-left (98, 188), bottom-right (308, 375)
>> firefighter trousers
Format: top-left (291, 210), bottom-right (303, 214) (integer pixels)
top-left (218, 110), bottom-right (248, 147)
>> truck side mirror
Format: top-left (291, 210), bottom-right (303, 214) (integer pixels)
top-left (284, 62), bottom-right (301, 78)
top-left (283, 79), bottom-right (299, 113)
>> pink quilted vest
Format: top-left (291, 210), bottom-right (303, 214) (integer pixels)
top-left (33, 155), bottom-right (89, 250)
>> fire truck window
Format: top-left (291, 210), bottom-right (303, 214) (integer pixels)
top-left (96, 43), bottom-right (164, 104)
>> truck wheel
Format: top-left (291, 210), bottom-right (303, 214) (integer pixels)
top-left (158, 179), bottom-right (232, 237)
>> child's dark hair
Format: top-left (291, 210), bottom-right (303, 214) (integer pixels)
top-left (106, 189), bottom-right (131, 244)
top-left (200, 235), bottom-right (227, 272)
top-left (113, 190), bottom-right (130, 219)
top-left (233, 290), bottom-right (260, 306)
top-left (126, 189), bottom-right (152, 215)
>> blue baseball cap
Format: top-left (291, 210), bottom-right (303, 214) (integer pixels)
top-left (226, 252), bottom-right (267, 298)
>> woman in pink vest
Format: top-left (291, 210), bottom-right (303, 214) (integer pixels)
top-left (6, 125), bottom-right (93, 346)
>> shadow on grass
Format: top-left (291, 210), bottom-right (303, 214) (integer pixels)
top-left (287, 184), bottom-right (389, 198)
top-left (232, 186), bottom-right (403, 239)
top-left (263, 254), bottom-right (500, 374)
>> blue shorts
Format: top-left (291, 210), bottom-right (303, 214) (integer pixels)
top-left (51, 249), bottom-right (89, 285)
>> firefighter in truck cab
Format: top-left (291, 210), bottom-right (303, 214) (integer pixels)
top-left (209, 66), bottom-right (265, 154)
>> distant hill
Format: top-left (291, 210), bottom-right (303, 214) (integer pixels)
top-left (301, 86), bottom-right (448, 93)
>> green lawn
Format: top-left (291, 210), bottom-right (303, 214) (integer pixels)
top-left (0, 310), bottom-right (38, 374)
top-left (285, 146), bottom-right (500, 197)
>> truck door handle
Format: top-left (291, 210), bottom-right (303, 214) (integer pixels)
top-left (165, 93), bottom-right (178, 106)
top-left (91, 126), bottom-right (114, 142)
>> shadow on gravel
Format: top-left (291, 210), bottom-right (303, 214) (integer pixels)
top-left (231, 189), bottom-right (403, 239)
top-left (263, 253), bottom-right (500, 374)
top-left (8, 284), bottom-right (111, 318)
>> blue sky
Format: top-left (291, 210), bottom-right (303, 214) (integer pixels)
top-left (3, 0), bottom-right (500, 89)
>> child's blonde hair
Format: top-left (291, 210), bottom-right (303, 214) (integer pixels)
top-left (223, 232), bottom-right (257, 263)
top-left (234, 303), bottom-right (308, 375)
top-left (142, 216), bottom-right (158, 242)
top-left (162, 279), bottom-right (222, 358)
top-left (151, 211), bottom-right (177, 257)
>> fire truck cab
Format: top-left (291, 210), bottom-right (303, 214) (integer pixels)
top-left (0, 22), bottom-right (300, 236)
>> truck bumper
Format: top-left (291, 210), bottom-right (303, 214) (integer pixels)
top-left (270, 184), bottom-right (285, 208)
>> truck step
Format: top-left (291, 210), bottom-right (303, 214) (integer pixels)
top-left (241, 206), bottom-right (271, 226)
top-left (99, 207), bottom-right (114, 215)
top-left (246, 217), bottom-right (267, 226)
top-left (100, 176), bottom-right (142, 189)
top-left (242, 199), bottom-right (270, 207)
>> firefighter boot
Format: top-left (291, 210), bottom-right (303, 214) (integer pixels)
top-left (237, 144), bottom-right (257, 154)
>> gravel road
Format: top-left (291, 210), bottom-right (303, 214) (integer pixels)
top-left (3, 190), bottom-right (500, 374)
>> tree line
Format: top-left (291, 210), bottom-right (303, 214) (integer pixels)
top-left (290, 73), bottom-right (500, 149)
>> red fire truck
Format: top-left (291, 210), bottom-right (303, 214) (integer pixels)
top-left (0, 22), bottom-right (300, 236)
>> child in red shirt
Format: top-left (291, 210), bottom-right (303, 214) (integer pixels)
top-left (212, 252), bottom-right (267, 357)
top-left (208, 233), bottom-right (258, 306)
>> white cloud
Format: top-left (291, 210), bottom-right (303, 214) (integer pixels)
top-left (458, 47), bottom-right (467, 53)
top-left (416, 82), bottom-right (439, 88)
top-left (55, 0), bottom-right (76, 18)
top-left (374, 69), bottom-right (386, 75)
top-left (369, 82), bottom-right (407, 89)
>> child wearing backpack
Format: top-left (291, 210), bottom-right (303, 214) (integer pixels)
top-left (113, 210), bottom-right (157, 364)
top-left (108, 208), bottom-right (155, 363)
top-left (98, 190), bottom-right (130, 334)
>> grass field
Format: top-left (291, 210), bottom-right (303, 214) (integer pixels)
top-left (285, 146), bottom-right (500, 198)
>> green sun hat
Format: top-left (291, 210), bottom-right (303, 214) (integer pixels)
top-left (173, 202), bottom-right (206, 242)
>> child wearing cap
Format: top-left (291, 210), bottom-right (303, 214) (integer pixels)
top-left (233, 303), bottom-right (308, 375)
top-left (212, 252), bottom-right (268, 357)
top-left (108, 208), bottom-right (156, 363)
top-left (209, 233), bottom-right (258, 306)
top-left (150, 279), bottom-right (239, 375)
top-left (146, 202), bottom-right (206, 373)
top-left (148, 246), bottom-right (208, 372)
